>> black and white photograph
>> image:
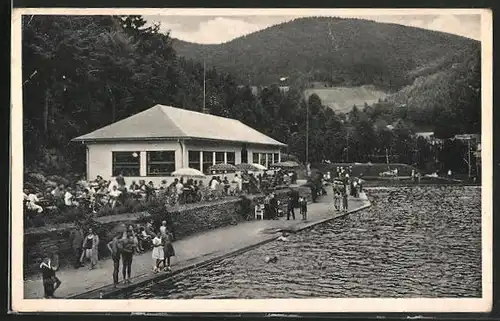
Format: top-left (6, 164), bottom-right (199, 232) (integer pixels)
top-left (11, 8), bottom-right (492, 313)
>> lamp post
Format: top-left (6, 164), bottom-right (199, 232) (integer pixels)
top-left (280, 76), bottom-right (309, 173)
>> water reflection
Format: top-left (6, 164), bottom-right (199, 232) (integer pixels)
top-left (120, 186), bottom-right (481, 299)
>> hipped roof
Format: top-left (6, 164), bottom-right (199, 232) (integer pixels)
top-left (72, 104), bottom-right (286, 147)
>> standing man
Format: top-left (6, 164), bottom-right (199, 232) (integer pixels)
top-left (69, 223), bottom-right (84, 269)
top-left (232, 174), bottom-right (242, 194)
top-left (263, 193), bottom-right (271, 219)
top-left (286, 188), bottom-right (299, 220)
top-left (107, 231), bottom-right (123, 287)
top-left (269, 192), bottom-right (278, 220)
top-left (341, 182), bottom-right (349, 212)
top-left (121, 230), bottom-right (136, 283)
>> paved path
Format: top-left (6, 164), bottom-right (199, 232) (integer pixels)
top-left (24, 193), bottom-right (370, 299)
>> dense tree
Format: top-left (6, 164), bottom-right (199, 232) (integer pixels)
top-left (22, 15), bottom-right (479, 178)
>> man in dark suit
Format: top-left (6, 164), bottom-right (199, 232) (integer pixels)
top-left (287, 188), bottom-right (300, 220)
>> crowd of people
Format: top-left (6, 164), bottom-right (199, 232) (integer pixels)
top-left (328, 166), bottom-right (364, 212)
top-left (24, 169), bottom-right (299, 219)
top-left (37, 166), bottom-right (364, 298)
top-left (42, 219), bottom-right (177, 298)
top-left (33, 166), bottom-right (304, 298)
top-left (35, 169), bottom-right (298, 298)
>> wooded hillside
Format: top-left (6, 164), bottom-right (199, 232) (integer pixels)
top-left (173, 17), bottom-right (479, 91)
top-left (22, 15), bottom-right (480, 178)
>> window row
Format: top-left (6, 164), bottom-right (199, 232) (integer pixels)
top-left (252, 152), bottom-right (280, 166)
top-left (112, 151), bottom-right (175, 177)
top-left (112, 150), bottom-right (279, 176)
top-left (188, 151), bottom-right (236, 174)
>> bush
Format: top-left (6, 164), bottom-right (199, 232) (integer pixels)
top-left (136, 204), bottom-right (175, 237)
top-left (50, 206), bottom-right (87, 224)
top-left (236, 195), bottom-right (253, 220)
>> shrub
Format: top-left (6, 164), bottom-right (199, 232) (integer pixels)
top-left (236, 195), bottom-right (253, 220)
top-left (50, 206), bottom-right (87, 224)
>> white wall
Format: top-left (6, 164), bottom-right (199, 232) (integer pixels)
top-left (86, 140), bottom-right (282, 187)
top-left (87, 140), bottom-right (182, 186)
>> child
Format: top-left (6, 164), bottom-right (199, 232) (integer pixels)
top-left (333, 182), bottom-right (341, 211)
top-left (40, 253), bottom-right (62, 299)
top-left (151, 234), bottom-right (164, 273)
top-left (162, 230), bottom-right (176, 272)
top-left (299, 197), bottom-right (308, 221)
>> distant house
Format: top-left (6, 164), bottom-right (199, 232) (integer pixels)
top-left (72, 105), bottom-right (286, 185)
top-left (453, 133), bottom-right (481, 142)
top-left (414, 132), bottom-right (435, 140)
top-left (413, 131), bottom-right (445, 145)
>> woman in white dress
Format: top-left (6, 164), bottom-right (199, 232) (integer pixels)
top-left (151, 234), bottom-right (164, 273)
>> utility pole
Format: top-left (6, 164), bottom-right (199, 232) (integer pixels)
top-left (476, 143), bottom-right (480, 177)
top-left (306, 101), bottom-right (309, 168)
top-left (468, 139), bottom-right (471, 178)
top-left (345, 133), bottom-right (349, 162)
top-left (203, 57), bottom-right (206, 114)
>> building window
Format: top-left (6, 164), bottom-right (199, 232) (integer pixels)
top-left (267, 153), bottom-right (273, 167)
top-left (188, 151), bottom-right (201, 170)
top-left (227, 152), bottom-right (235, 165)
top-left (253, 153), bottom-right (259, 164)
top-left (112, 151), bottom-right (140, 177)
top-left (203, 151), bottom-right (213, 173)
top-left (260, 153), bottom-right (266, 166)
top-left (215, 152), bottom-right (225, 164)
top-left (273, 153), bottom-right (279, 164)
top-left (147, 151), bottom-right (176, 176)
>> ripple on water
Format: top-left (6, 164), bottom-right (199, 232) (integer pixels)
top-left (118, 186), bottom-right (481, 299)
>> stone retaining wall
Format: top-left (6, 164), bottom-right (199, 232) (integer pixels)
top-left (24, 187), bottom-right (311, 277)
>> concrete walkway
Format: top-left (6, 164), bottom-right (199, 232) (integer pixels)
top-left (24, 193), bottom-right (370, 299)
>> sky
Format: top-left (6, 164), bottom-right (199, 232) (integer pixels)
top-left (143, 13), bottom-right (482, 44)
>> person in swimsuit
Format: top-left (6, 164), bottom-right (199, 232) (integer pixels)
top-left (162, 230), bottom-right (176, 272)
top-left (107, 232), bottom-right (123, 287)
top-left (80, 228), bottom-right (99, 269)
top-left (121, 230), bottom-right (136, 283)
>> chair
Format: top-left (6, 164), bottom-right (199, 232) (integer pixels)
top-left (255, 204), bottom-right (264, 220)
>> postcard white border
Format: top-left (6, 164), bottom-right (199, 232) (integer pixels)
top-left (11, 8), bottom-right (493, 313)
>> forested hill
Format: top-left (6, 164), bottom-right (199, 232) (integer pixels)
top-left (22, 15), bottom-right (480, 179)
top-left (173, 16), bottom-right (479, 90)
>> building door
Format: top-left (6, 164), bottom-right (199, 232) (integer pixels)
top-left (241, 145), bottom-right (248, 163)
